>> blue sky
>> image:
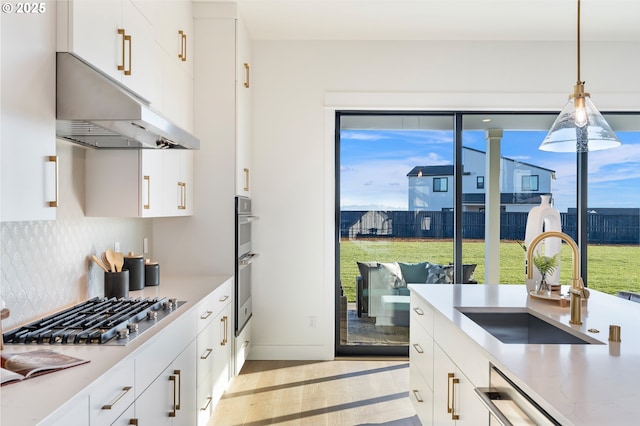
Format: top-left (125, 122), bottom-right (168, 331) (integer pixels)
top-left (340, 128), bottom-right (640, 213)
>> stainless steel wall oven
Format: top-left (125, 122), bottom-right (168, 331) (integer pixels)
top-left (235, 197), bottom-right (258, 336)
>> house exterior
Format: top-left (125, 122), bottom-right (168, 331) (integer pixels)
top-left (407, 147), bottom-right (556, 212)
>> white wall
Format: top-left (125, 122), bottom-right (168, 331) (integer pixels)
top-left (249, 39), bottom-right (640, 360)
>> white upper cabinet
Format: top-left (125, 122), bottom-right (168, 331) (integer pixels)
top-left (1, 0), bottom-right (57, 222)
top-left (59, 0), bottom-right (161, 105)
top-left (236, 17), bottom-right (253, 197)
top-left (58, 0), bottom-right (193, 131)
top-left (85, 149), bottom-right (193, 218)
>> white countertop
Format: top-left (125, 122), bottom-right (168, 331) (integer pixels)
top-left (409, 284), bottom-right (640, 426)
top-left (0, 275), bottom-right (232, 426)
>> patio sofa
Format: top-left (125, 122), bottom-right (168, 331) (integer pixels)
top-left (356, 261), bottom-right (477, 326)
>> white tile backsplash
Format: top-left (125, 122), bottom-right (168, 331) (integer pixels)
top-left (1, 140), bottom-right (152, 329)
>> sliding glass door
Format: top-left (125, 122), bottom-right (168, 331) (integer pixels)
top-left (335, 110), bottom-right (640, 357)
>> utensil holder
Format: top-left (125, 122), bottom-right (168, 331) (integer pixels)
top-left (105, 269), bottom-right (129, 298)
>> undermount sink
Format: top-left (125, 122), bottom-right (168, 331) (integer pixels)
top-left (458, 309), bottom-right (599, 345)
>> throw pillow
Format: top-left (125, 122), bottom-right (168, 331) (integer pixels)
top-left (426, 264), bottom-right (454, 284)
top-left (356, 261), bottom-right (378, 281)
top-left (398, 262), bottom-right (430, 284)
top-left (379, 262), bottom-right (406, 289)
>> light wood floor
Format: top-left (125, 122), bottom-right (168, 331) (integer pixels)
top-left (208, 359), bottom-right (421, 425)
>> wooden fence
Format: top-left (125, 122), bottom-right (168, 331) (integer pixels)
top-left (340, 211), bottom-right (640, 244)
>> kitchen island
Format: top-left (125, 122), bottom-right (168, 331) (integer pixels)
top-left (1, 275), bottom-right (232, 426)
top-left (409, 284), bottom-right (640, 425)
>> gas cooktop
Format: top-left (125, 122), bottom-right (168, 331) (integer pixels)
top-left (3, 297), bottom-right (185, 346)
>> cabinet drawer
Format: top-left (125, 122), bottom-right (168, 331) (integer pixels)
top-left (409, 363), bottom-right (433, 426)
top-left (197, 371), bottom-right (214, 426)
top-left (197, 278), bottom-right (232, 334)
top-left (135, 307), bottom-right (197, 395)
top-left (409, 319), bottom-right (434, 390)
top-left (197, 319), bottom-right (217, 384)
top-left (410, 291), bottom-right (434, 337)
top-left (234, 317), bottom-right (251, 375)
top-left (89, 358), bottom-right (135, 426)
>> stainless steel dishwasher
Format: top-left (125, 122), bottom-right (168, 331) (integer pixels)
top-left (475, 364), bottom-right (561, 425)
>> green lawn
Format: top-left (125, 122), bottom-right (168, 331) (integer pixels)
top-left (339, 239), bottom-right (640, 302)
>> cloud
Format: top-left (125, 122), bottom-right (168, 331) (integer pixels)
top-left (341, 131), bottom-right (388, 141)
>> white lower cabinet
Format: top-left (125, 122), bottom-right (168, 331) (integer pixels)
top-left (409, 363), bottom-right (433, 425)
top-left (433, 344), bottom-right (488, 425)
top-left (89, 358), bottom-right (136, 425)
top-left (134, 340), bottom-right (197, 424)
top-left (410, 291), bottom-right (489, 425)
top-left (234, 317), bottom-right (252, 375)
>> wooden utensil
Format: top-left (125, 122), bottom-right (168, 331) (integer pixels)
top-left (102, 252), bottom-right (112, 272)
top-left (91, 255), bottom-right (109, 273)
top-left (114, 251), bottom-right (124, 273)
top-left (105, 249), bottom-right (118, 272)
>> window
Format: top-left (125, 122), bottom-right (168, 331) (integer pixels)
top-left (477, 176), bottom-right (485, 189)
top-left (521, 175), bottom-right (539, 191)
top-left (433, 177), bottom-right (448, 192)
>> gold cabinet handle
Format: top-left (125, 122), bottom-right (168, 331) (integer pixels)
top-left (48, 155), bottom-right (59, 207)
top-left (200, 310), bottom-right (213, 320)
top-left (169, 375), bottom-right (177, 417)
top-left (451, 376), bottom-right (460, 420)
top-left (412, 307), bottom-right (424, 315)
top-left (118, 29), bottom-right (126, 71)
top-left (200, 396), bottom-right (213, 411)
top-left (412, 343), bottom-right (424, 354)
top-left (125, 34), bottom-right (132, 75)
top-left (129, 420), bottom-right (139, 426)
top-left (200, 348), bottom-right (213, 360)
top-left (219, 295), bottom-right (229, 302)
top-left (244, 63), bottom-right (250, 88)
top-left (102, 386), bottom-right (132, 410)
top-left (220, 315), bottom-right (228, 346)
top-left (143, 175), bottom-right (150, 209)
top-left (177, 182), bottom-right (186, 210)
top-left (242, 340), bottom-right (250, 349)
top-left (243, 168), bottom-right (250, 192)
top-left (412, 389), bottom-right (424, 403)
top-left (174, 369), bottom-right (182, 410)
top-left (447, 373), bottom-right (455, 414)
top-left (178, 30), bottom-right (187, 62)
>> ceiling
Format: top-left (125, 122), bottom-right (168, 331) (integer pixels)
top-left (232, 0), bottom-right (640, 41)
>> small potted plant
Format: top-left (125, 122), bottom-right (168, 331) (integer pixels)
top-left (518, 241), bottom-right (560, 293)
top-left (532, 252), bottom-right (560, 293)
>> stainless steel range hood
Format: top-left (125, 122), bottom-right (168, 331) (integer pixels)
top-left (56, 52), bottom-right (199, 150)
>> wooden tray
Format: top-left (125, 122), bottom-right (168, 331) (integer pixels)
top-left (529, 290), bottom-right (571, 307)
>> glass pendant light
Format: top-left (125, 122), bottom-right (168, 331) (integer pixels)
top-left (539, 0), bottom-right (621, 153)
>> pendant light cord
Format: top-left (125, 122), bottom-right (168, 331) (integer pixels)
top-left (577, 0), bottom-right (581, 84)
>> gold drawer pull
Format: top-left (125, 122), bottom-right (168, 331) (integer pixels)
top-left (200, 348), bottom-right (213, 360)
top-left (102, 386), bottom-right (132, 410)
top-left (200, 310), bottom-right (213, 320)
top-left (412, 389), bottom-right (424, 403)
top-left (219, 295), bottom-right (229, 302)
top-left (169, 375), bottom-right (177, 417)
top-left (412, 307), bottom-right (424, 315)
top-left (200, 396), bottom-right (213, 411)
top-left (447, 373), bottom-right (455, 414)
top-left (412, 343), bottom-right (424, 354)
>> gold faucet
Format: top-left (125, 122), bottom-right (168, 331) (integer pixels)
top-left (526, 231), bottom-right (589, 325)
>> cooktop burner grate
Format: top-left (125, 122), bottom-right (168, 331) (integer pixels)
top-left (3, 297), bottom-right (185, 345)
